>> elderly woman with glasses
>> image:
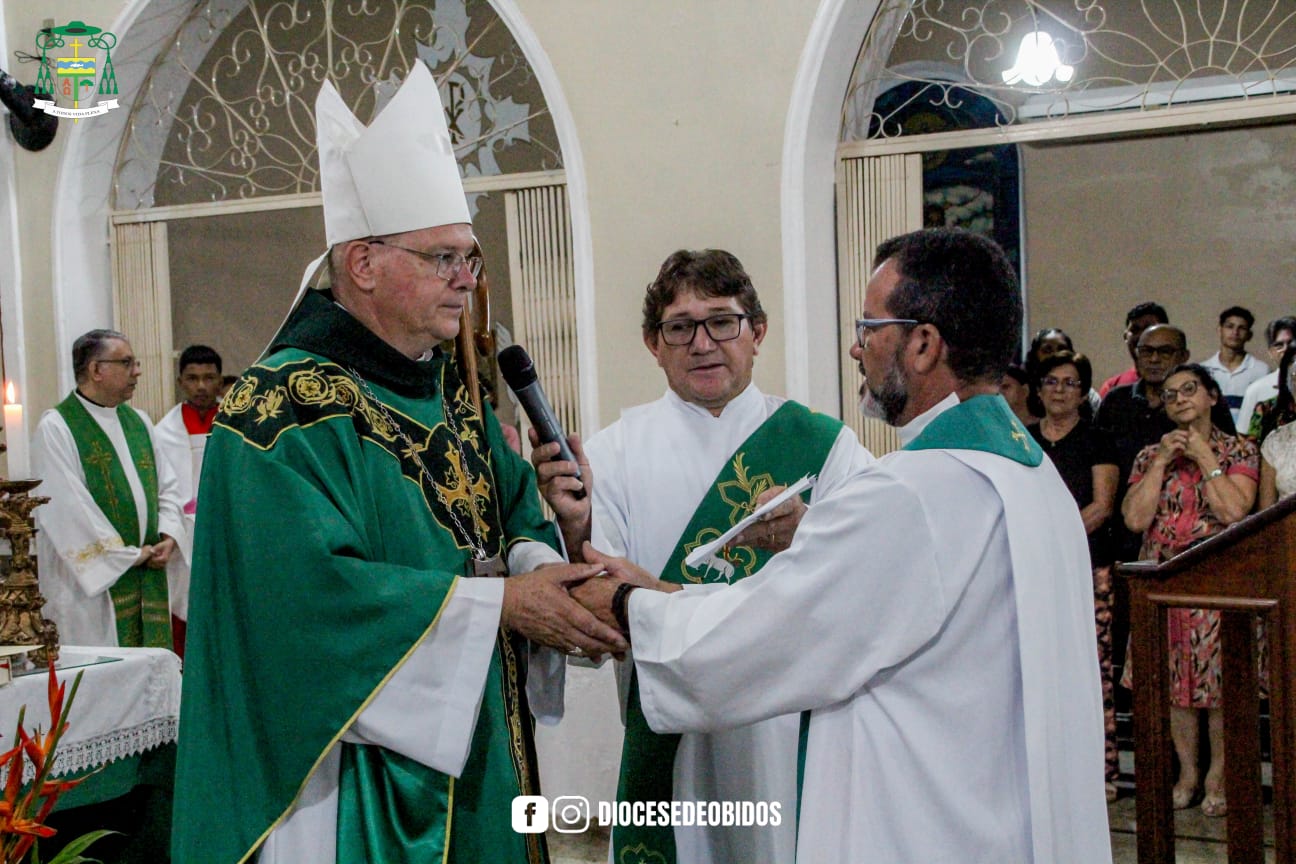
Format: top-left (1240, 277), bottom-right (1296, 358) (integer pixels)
top-left (1027, 350), bottom-right (1121, 800)
top-left (1121, 362), bottom-right (1259, 818)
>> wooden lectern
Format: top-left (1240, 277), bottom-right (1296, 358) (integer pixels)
top-left (1119, 493), bottom-right (1296, 863)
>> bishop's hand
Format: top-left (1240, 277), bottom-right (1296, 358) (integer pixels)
top-left (501, 562), bottom-right (627, 656)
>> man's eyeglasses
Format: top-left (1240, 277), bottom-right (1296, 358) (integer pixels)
top-left (1136, 344), bottom-right (1181, 360)
top-left (855, 318), bottom-right (919, 347)
top-left (368, 240), bottom-right (484, 280)
top-left (96, 357), bottom-right (140, 370)
top-left (1040, 375), bottom-right (1083, 391)
top-left (1161, 380), bottom-right (1201, 403)
top-left (656, 313), bottom-right (751, 346)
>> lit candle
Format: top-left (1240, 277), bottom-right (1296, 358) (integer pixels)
top-left (4, 382), bottom-right (28, 480)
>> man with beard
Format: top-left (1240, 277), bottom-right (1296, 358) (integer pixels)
top-left (571, 228), bottom-right (1111, 862)
top-left (532, 249), bottom-right (871, 864)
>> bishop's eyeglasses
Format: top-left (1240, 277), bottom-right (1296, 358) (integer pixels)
top-left (368, 240), bottom-right (484, 280)
top-left (656, 313), bottom-right (752, 346)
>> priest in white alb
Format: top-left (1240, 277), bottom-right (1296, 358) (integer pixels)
top-left (573, 228), bottom-right (1113, 863)
top-left (32, 329), bottom-right (189, 649)
top-left (532, 248), bottom-right (872, 864)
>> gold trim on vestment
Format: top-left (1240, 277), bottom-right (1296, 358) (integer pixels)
top-left (236, 577), bottom-right (466, 864)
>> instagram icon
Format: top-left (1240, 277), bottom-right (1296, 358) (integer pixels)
top-left (551, 796), bottom-right (591, 833)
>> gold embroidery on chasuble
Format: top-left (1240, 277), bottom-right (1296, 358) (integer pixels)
top-left (215, 358), bottom-right (502, 555)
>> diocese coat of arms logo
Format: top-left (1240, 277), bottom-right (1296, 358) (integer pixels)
top-left (32, 20), bottom-right (119, 119)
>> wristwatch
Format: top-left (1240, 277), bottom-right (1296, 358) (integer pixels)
top-left (612, 583), bottom-right (637, 642)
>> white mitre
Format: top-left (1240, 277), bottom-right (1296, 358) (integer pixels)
top-left (274, 63), bottom-right (470, 350)
top-left (316, 61), bottom-right (470, 244)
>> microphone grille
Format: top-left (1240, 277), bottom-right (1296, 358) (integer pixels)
top-left (498, 345), bottom-right (538, 389)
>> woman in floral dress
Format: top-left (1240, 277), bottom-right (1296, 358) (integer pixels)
top-left (1122, 363), bottom-right (1258, 818)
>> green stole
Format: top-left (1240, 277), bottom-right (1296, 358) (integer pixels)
top-left (613, 401), bottom-right (843, 864)
top-left (54, 393), bottom-right (171, 649)
top-left (902, 393), bottom-right (1043, 466)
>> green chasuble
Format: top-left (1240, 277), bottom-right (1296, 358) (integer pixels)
top-left (614, 402), bottom-right (843, 864)
top-left (172, 289), bottom-right (559, 864)
top-left (54, 394), bottom-right (170, 648)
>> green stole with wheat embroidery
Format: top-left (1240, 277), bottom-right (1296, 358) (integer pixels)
top-left (612, 400), bottom-right (841, 864)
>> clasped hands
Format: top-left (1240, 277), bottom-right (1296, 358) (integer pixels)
top-left (500, 544), bottom-right (674, 660)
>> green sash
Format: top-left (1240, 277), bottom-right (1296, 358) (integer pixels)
top-left (55, 394), bottom-right (171, 649)
top-left (902, 393), bottom-right (1042, 466)
top-left (613, 401), bottom-right (843, 864)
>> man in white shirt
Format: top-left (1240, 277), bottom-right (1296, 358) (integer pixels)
top-left (533, 249), bottom-right (871, 864)
top-left (1237, 316), bottom-right (1296, 436)
top-left (573, 228), bottom-right (1112, 863)
top-left (1201, 305), bottom-right (1270, 425)
top-left (32, 329), bottom-right (189, 648)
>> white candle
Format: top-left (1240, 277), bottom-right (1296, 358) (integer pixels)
top-left (4, 382), bottom-right (28, 480)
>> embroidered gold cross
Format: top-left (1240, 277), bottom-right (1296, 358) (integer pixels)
top-left (1011, 429), bottom-right (1029, 450)
top-left (435, 444), bottom-right (491, 539)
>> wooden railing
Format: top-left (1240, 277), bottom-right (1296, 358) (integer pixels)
top-left (1119, 493), bottom-right (1296, 863)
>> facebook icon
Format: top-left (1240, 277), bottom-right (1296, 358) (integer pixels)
top-left (511, 795), bottom-right (549, 833)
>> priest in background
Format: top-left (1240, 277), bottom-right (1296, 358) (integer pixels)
top-left (575, 228), bottom-right (1112, 863)
top-left (153, 343), bottom-right (223, 657)
top-left (532, 248), bottom-right (872, 864)
top-left (32, 329), bottom-right (189, 648)
top-left (172, 62), bottom-right (622, 864)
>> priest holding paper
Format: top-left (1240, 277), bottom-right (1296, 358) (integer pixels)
top-left (172, 63), bottom-right (623, 864)
top-left (532, 249), bottom-right (872, 864)
top-left (32, 329), bottom-right (189, 648)
top-left (572, 229), bottom-right (1112, 863)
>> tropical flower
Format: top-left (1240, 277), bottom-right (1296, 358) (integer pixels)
top-left (0, 661), bottom-right (113, 863)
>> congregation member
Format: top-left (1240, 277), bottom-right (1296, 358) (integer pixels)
top-left (1259, 345), bottom-right (1296, 509)
top-left (1237, 316), bottom-right (1296, 437)
top-left (1027, 350), bottom-right (1121, 801)
top-left (1024, 327), bottom-right (1098, 415)
top-left (154, 343), bottom-right (223, 656)
top-left (531, 249), bottom-right (872, 864)
top-left (1200, 305), bottom-right (1268, 426)
top-left (570, 228), bottom-right (1111, 863)
top-left (1098, 301), bottom-right (1170, 397)
top-left (32, 329), bottom-right (188, 648)
top-left (1096, 325), bottom-right (1236, 562)
top-left (1121, 363), bottom-right (1258, 818)
top-left (999, 363), bottom-right (1036, 426)
top-left (173, 64), bottom-right (622, 863)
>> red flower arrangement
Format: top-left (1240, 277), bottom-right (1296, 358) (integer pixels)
top-left (0, 661), bottom-right (111, 864)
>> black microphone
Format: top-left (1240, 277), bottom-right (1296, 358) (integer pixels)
top-left (498, 345), bottom-right (584, 498)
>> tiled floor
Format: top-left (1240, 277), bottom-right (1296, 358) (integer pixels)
top-left (548, 796), bottom-right (1277, 863)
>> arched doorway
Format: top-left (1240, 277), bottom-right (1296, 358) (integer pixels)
top-left (51, 0), bottom-right (597, 435)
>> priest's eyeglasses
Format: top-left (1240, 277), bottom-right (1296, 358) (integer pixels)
top-left (656, 314), bottom-right (752, 346)
top-left (96, 357), bottom-right (141, 370)
top-left (855, 318), bottom-right (919, 347)
top-left (368, 240), bottom-right (484, 280)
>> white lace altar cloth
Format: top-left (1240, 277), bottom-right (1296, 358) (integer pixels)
top-left (0, 646), bottom-right (181, 781)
